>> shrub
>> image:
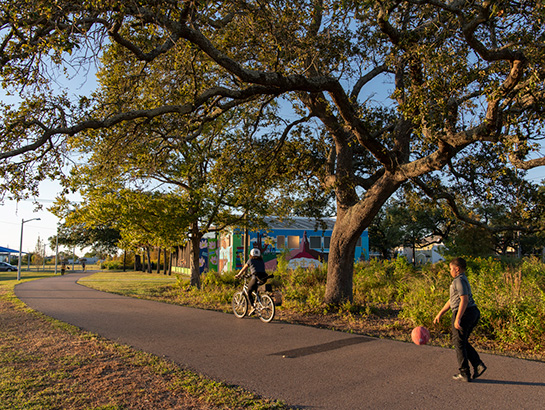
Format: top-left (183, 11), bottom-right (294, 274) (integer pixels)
top-left (276, 265), bottom-right (327, 313)
top-left (399, 261), bottom-right (451, 328)
top-left (353, 257), bottom-right (415, 306)
top-left (100, 260), bottom-right (127, 270)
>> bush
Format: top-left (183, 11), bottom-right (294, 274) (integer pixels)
top-left (353, 257), bottom-right (415, 306)
top-left (399, 261), bottom-right (451, 328)
top-left (470, 257), bottom-right (545, 349)
top-left (101, 260), bottom-right (127, 270)
top-left (275, 264), bottom-right (327, 313)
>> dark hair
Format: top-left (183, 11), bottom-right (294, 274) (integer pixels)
top-left (450, 257), bottom-right (467, 270)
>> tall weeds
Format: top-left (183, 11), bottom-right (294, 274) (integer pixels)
top-left (400, 256), bottom-right (545, 352)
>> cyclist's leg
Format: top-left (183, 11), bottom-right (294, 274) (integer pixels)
top-left (247, 275), bottom-right (258, 305)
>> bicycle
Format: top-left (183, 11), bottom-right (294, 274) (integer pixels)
top-left (232, 273), bottom-right (275, 323)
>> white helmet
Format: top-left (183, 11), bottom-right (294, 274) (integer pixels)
top-left (250, 248), bottom-right (261, 257)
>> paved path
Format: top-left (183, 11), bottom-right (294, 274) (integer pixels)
top-left (15, 273), bottom-right (545, 409)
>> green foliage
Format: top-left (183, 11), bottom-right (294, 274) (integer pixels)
top-left (353, 258), bottom-right (415, 306)
top-left (469, 257), bottom-right (545, 350)
top-left (369, 192), bottom-right (453, 260)
top-left (442, 226), bottom-right (495, 258)
top-left (272, 252), bottom-right (328, 313)
top-left (202, 270), bottom-right (237, 287)
top-left (277, 266), bottom-right (327, 313)
top-left (399, 256), bottom-right (545, 352)
top-left (399, 261), bottom-right (452, 328)
top-left (100, 260), bottom-right (126, 270)
top-left (190, 271), bottom-right (238, 306)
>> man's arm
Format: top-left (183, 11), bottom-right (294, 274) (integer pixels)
top-left (454, 295), bottom-right (468, 330)
top-left (434, 299), bottom-right (451, 324)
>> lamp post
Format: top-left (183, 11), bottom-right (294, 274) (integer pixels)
top-left (54, 226), bottom-right (59, 275)
top-left (17, 217), bottom-right (41, 281)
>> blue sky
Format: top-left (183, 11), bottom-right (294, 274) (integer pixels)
top-left (0, 66), bottom-right (95, 256)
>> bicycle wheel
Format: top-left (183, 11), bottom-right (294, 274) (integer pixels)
top-left (257, 294), bottom-right (275, 323)
top-left (232, 291), bottom-right (248, 318)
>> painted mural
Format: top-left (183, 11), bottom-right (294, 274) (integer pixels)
top-left (195, 217), bottom-right (369, 274)
top-left (208, 236), bottom-right (218, 272)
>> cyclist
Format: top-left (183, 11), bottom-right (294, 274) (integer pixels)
top-left (235, 248), bottom-right (268, 314)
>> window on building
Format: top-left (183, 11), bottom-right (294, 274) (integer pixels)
top-left (309, 236), bottom-right (322, 249)
top-left (276, 235), bottom-right (285, 249)
top-left (288, 235), bottom-right (300, 249)
top-left (324, 236), bottom-right (331, 249)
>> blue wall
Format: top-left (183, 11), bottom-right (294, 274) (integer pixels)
top-left (245, 228), bottom-right (369, 262)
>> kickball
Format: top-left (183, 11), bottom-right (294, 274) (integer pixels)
top-left (411, 326), bottom-right (430, 345)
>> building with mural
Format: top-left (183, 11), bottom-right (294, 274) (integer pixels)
top-left (172, 217), bottom-right (369, 275)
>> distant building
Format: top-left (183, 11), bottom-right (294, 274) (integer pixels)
top-left (395, 235), bottom-right (445, 265)
top-left (0, 246), bottom-right (21, 263)
top-left (172, 217), bottom-right (369, 275)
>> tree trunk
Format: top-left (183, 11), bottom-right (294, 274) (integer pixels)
top-left (325, 173), bottom-right (402, 305)
top-left (325, 228), bottom-right (357, 304)
top-left (163, 248), bottom-right (168, 275)
top-left (189, 222), bottom-right (203, 288)
top-left (134, 254), bottom-right (142, 271)
top-left (156, 248), bottom-right (161, 274)
top-left (146, 247), bottom-right (152, 273)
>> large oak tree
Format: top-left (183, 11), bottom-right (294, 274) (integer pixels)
top-left (2, 1), bottom-right (545, 303)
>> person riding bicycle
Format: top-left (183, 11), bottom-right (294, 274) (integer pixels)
top-left (235, 248), bottom-right (268, 313)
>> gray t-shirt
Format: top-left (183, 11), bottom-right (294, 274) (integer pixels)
top-left (449, 274), bottom-right (476, 311)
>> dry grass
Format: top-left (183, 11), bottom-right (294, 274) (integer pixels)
top-left (0, 285), bottom-right (288, 410)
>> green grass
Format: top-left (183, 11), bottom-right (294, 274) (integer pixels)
top-left (78, 271), bottom-right (177, 295)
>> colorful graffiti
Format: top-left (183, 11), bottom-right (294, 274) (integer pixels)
top-left (198, 220), bottom-right (369, 274)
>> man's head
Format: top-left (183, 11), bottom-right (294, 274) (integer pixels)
top-left (449, 257), bottom-right (466, 277)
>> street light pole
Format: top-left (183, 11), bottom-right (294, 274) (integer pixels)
top-left (54, 227), bottom-right (59, 275)
top-left (17, 217), bottom-right (41, 281)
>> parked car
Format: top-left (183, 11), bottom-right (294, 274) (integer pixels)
top-left (0, 261), bottom-right (17, 271)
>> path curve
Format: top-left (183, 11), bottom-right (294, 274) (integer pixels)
top-left (15, 273), bottom-right (545, 409)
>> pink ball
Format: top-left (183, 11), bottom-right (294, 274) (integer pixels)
top-left (411, 326), bottom-right (430, 345)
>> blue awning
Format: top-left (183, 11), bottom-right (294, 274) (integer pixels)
top-left (0, 246), bottom-right (21, 253)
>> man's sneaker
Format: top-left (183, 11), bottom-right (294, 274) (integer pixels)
top-left (473, 363), bottom-right (487, 379)
top-left (452, 373), bottom-right (471, 382)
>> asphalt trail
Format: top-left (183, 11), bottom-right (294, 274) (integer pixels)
top-left (15, 273), bottom-right (545, 409)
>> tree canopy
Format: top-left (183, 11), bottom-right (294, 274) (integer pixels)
top-left (2, 1), bottom-right (545, 303)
